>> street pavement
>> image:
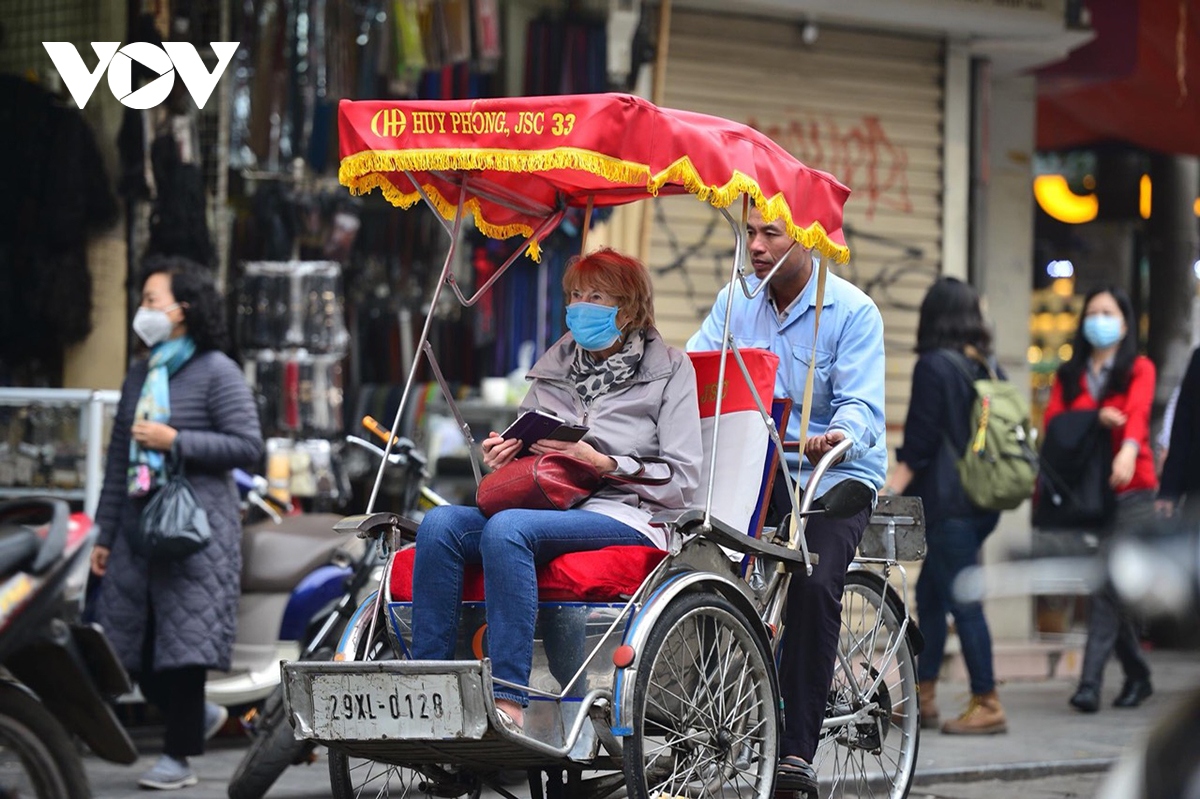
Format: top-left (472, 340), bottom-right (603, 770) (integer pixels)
top-left (83, 648), bottom-right (1198, 798)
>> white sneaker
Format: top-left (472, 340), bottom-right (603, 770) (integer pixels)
top-left (138, 755), bottom-right (198, 790)
top-left (203, 702), bottom-right (228, 741)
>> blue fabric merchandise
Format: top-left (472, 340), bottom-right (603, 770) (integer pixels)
top-left (128, 336), bottom-right (197, 496)
top-left (565, 301), bottom-right (622, 351)
top-left (686, 267), bottom-right (888, 493)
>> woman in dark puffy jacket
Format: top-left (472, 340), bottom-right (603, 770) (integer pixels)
top-left (91, 257), bottom-right (263, 790)
top-left (883, 277), bottom-right (1006, 735)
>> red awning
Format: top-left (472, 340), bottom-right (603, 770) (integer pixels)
top-left (1037, 0), bottom-right (1200, 155)
top-left (337, 93), bottom-right (851, 262)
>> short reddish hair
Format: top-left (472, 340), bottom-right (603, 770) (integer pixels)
top-left (562, 248), bottom-right (655, 331)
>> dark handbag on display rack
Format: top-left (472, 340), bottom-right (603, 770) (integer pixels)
top-left (135, 453), bottom-right (212, 560)
top-left (476, 453), bottom-right (604, 516)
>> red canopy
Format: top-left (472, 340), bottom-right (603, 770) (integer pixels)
top-left (1038, 0), bottom-right (1200, 155)
top-left (338, 93), bottom-right (851, 262)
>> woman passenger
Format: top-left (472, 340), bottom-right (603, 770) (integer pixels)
top-left (409, 247), bottom-right (704, 730)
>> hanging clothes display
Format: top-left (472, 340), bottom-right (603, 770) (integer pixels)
top-left (0, 74), bottom-right (117, 378)
top-left (145, 116), bottom-right (216, 267)
top-left (524, 11), bottom-right (609, 96)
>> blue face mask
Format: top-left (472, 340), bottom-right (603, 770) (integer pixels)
top-left (1082, 314), bottom-right (1124, 348)
top-left (566, 302), bottom-right (623, 351)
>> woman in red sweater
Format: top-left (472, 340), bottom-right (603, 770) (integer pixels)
top-left (1043, 285), bottom-right (1156, 714)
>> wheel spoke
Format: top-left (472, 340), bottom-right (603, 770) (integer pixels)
top-left (631, 597), bottom-right (776, 799)
top-left (815, 576), bottom-right (918, 799)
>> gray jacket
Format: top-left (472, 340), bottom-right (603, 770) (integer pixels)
top-left (92, 350), bottom-right (263, 673)
top-left (522, 329), bottom-right (702, 548)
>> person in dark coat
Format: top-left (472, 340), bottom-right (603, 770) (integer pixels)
top-left (1158, 346), bottom-right (1200, 520)
top-left (883, 277), bottom-right (1007, 735)
top-left (90, 257), bottom-right (263, 790)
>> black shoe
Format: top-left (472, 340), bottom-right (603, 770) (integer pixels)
top-left (776, 756), bottom-right (818, 795)
top-left (1069, 684), bottom-right (1100, 713)
top-left (1113, 677), bottom-right (1152, 708)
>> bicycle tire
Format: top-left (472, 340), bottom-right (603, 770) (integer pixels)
top-left (624, 591), bottom-right (779, 799)
top-left (0, 681), bottom-right (90, 799)
top-left (814, 570), bottom-right (919, 798)
top-left (227, 646), bottom-right (334, 799)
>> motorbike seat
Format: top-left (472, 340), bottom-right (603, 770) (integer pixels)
top-left (0, 524), bottom-right (41, 577)
top-left (241, 513), bottom-right (355, 593)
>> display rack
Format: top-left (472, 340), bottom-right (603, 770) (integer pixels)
top-left (0, 388), bottom-right (121, 517)
top-left (237, 260), bottom-right (349, 506)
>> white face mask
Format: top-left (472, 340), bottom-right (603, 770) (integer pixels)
top-left (132, 305), bottom-right (179, 347)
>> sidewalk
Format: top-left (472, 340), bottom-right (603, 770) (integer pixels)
top-left (83, 649), bottom-right (1199, 798)
top-left (914, 647), bottom-right (1197, 786)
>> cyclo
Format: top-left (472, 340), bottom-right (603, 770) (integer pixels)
top-left (283, 93), bottom-right (926, 799)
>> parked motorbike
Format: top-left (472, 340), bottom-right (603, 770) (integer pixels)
top-left (0, 497), bottom-right (137, 798)
top-left (227, 427), bottom-right (434, 799)
top-left (206, 471), bottom-right (362, 709)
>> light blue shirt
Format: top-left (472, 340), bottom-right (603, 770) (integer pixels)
top-left (686, 267), bottom-right (888, 493)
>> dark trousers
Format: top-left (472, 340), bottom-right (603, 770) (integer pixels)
top-left (777, 505), bottom-right (870, 761)
top-left (138, 607), bottom-right (207, 758)
top-left (1079, 585), bottom-right (1150, 689)
top-left (1079, 490), bottom-right (1154, 690)
top-left (916, 512), bottom-right (1000, 694)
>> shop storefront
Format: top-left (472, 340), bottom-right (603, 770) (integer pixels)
top-left (646, 9), bottom-right (947, 440)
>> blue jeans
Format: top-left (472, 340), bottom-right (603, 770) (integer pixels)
top-left (916, 512), bottom-right (1000, 695)
top-left (409, 505), bottom-right (650, 706)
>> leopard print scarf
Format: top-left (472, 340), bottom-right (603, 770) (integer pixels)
top-left (570, 329), bottom-right (646, 406)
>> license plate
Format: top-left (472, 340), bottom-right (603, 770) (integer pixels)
top-left (310, 672), bottom-right (464, 740)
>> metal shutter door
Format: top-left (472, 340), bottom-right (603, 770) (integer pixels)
top-left (650, 10), bottom-right (945, 441)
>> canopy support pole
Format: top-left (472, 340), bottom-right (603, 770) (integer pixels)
top-left (712, 199), bottom-right (817, 574)
top-left (444, 211), bottom-right (565, 308)
top-left (702, 195), bottom-right (748, 530)
top-left (421, 340), bottom-right (483, 486)
top-left (365, 187), bottom-right (467, 516)
top-left (580, 195), bottom-right (595, 256)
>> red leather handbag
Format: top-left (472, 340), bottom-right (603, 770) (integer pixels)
top-left (476, 453), bottom-right (603, 516)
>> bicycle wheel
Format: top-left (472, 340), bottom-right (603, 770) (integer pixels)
top-left (0, 681), bottom-right (90, 799)
top-left (624, 591), bottom-right (779, 799)
top-left (814, 570), bottom-right (919, 798)
top-left (326, 613), bottom-right (481, 799)
top-left (229, 647), bottom-right (334, 799)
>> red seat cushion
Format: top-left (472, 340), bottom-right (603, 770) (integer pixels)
top-left (388, 545), bottom-right (667, 602)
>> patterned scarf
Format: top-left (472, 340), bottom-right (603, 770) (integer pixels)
top-left (570, 329), bottom-right (646, 406)
top-left (128, 336), bottom-right (197, 496)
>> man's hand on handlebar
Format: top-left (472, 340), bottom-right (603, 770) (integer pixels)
top-left (804, 430), bottom-right (847, 467)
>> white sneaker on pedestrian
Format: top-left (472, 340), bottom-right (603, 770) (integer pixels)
top-left (138, 755), bottom-right (198, 790)
top-left (203, 701), bottom-right (228, 741)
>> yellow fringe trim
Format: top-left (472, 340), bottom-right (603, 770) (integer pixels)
top-left (342, 164), bottom-right (543, 260)
top-left (649, 158), bottom-right (851, 264)
top-left (339, 147), bottom-right (850, 264)
top-left (339, 147), bottom-right (650, 193)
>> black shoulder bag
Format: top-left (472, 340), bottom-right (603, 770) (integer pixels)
top-left (135, 452), bottom-right (212, 560)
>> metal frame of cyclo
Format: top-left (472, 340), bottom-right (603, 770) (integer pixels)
top-left (359, 182), bottom-right (826, 627)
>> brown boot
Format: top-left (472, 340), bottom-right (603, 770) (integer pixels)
top-left (941, 691), bottom-right (1007, 735)
top-left (918, 681), bottom-right (940, 730)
